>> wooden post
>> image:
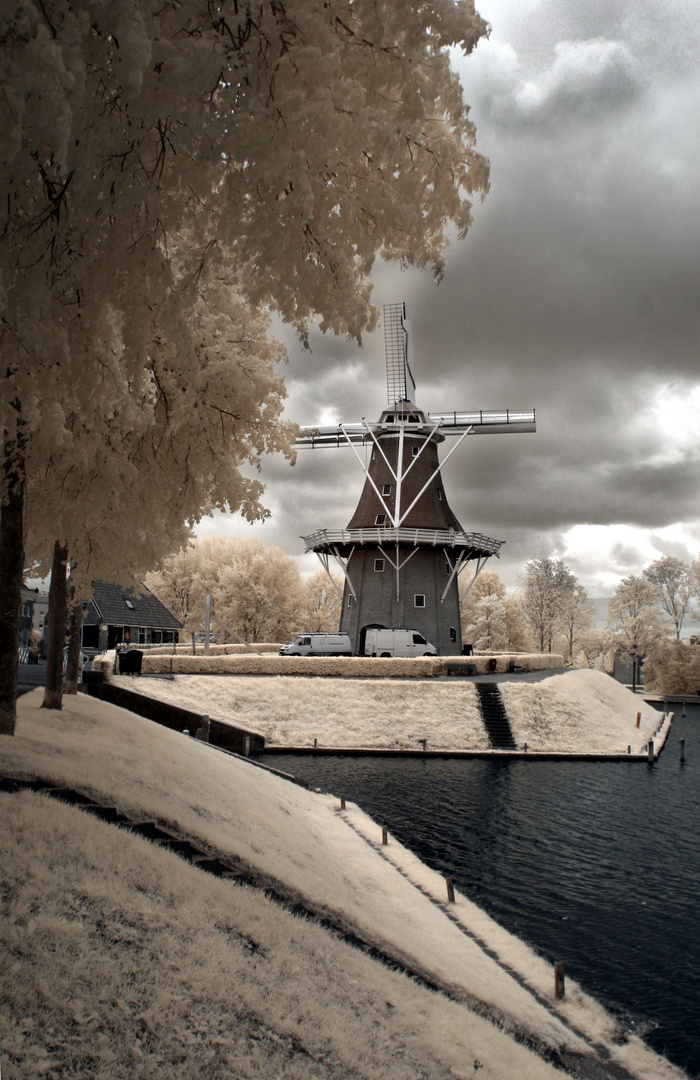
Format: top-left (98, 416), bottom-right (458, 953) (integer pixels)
top-left (445, 876), bottom-right (455, 903)
top-left (313, 737), bottom-right (318, 749)
top-left (381, 825), bottom-right (388, 845)
top-left (340, 795), bottom-right (346, 810)
top-left (635, 712), bottom-right (641, 728)
top-left (244, 736), bottom-right (250, 757)
top-left (647, 740), bottom-right (654, 763)
top-left (554, 962), bottom-right (565, 999)
top-left (680, 739), bottom-right (685, 764)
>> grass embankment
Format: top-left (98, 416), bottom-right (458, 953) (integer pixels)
top-left (114, 669), bottom-right (663, 754)
top-left (0, 692), bottom-right (684, 1080)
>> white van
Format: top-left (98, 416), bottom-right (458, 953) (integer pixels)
top-left (279, 633), bottom-right (352, 656)
top-left (363, 628), bottom-right (437, 658)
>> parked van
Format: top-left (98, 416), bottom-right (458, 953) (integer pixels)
top-left (363, 628), bottom-right (437, 658)
top-left (279, 633), bottom-right (352, 656)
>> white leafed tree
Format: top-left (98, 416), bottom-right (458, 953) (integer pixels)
top-left (519, 557), bottom-right (577, 654)
top-left (302, 569), bottom-right (344, 633)
top-left (606, 574), bottom-right (668, 659)
top-left (642, 556), bottom-right (695, 640)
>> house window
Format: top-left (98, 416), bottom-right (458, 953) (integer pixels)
top-left (382, 484), bottom-right (392, 496)
top-left (375, 513), bottom-right (386, 526)
top-left (374, 559), bottom-right (385, 572)
top-left (450, 627), bottom-right (456, 642)
top-left (152, 629), bottom-right (162, 644)
top-left (138, 627), bottom-right (146, 644)
top-left (124, 598), bottom-right (135, 610)
top-left (414, 594), bottom-right (425, 608)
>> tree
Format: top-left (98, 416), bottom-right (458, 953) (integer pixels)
top-left (556, 582), bottom-right (595, 662)
top-left (606, 574), bottom-right (667, 660)
top-left (643, 639), bottom-right (700, 696)
top-left (461, 570), bottom-right (508, 651)
top-left (643, 556), bottom-right (694, 640)
top-left (1, 0), bottom-right (490, 733)
top-left (302, 569), bottom-right (344, 633)
top-left (519, 558), bottom-right (577, 653)
top-left (145, 535), bottom-right (306, 644)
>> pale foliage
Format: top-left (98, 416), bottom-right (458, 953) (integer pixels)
top-left (642, 555), bottom-right (695, 640)
top-left (1, 0), bottom-right (490, 552)
top-left (554, 582), bottom-right (595, 662)
top-left (301, 569), bottom-right (343, 633)
top-left (642, 639), bottom-right (700, 695)
top-left (461, 568), bottom-right (509, 649)
top-left (518, 558), bottom-right (578, 654)
top-left (145, 535), bottom-right (306, 643)
top-left (606, 574), bottom-right (668, 659)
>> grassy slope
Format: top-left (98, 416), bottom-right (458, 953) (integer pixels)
top-left (113, 669), bottom-right (662, 753)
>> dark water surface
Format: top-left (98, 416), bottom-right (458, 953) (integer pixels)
top-left (261, 708), bottom-right (700, 1077)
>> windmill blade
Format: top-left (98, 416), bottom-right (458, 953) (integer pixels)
top-left (384, 302), bottom-right (415, 405)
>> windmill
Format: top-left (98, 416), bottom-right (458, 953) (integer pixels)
top-left (296, 303), bottom-right (536, 655)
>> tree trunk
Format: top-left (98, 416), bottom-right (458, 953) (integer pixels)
top-left (42, 540), bottom-right (69, 710)
top-left (64, 588), bottom-right (83, 695)
top-left (0, 438), bottom-right (26, 736)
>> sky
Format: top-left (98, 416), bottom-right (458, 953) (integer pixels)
top-left (197, 0), bottom-right (700, 602)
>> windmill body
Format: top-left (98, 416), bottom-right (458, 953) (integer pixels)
top-left (296, 305), bottom-right (535, 656)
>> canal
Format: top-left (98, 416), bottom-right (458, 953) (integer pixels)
top-left (261, 706), bottom-right (700, 1077)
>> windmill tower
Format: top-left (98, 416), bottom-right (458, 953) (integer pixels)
top-left (296, 304), bottom-right (536, 656)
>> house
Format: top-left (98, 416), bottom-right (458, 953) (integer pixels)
top-left (82, 580), bottom-right (183, 651)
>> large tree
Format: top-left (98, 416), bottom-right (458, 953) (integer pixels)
top-left (0, 0), bottom-right (490, 733)
top-left (643, 556), bottom-right (695, 640)
top-left (606, 574), bottom-right (667, 660)
top-left (519, 557), bottom-right (577, 654)
top-left (145, 535), bottom-right (306, 644)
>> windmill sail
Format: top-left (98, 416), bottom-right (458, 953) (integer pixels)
top-left (384, 302), bottom-right (415, 405)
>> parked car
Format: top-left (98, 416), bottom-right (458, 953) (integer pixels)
top-left (279, 633), bottom-right (352, 656)
top-left (363, 628), bottom-right (437, 658)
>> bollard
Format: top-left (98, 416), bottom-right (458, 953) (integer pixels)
top-left (647, 740), bottom-right (654, 763)
top-left (419, 738), bottom-right (427, 751)
top-left (635, 712), bottom-right (641, 728)
top-left (244, 736), bottom-right (250, 757)
top-left (381, 825), bottom-right (388, 845)
top-left (680, 739), bottom-right (685, 764)
top-left (340, 795), bottom-right (346, 810)
top-left (313, 737), bottom-right (318, 749)
top-left (445, 876), bottom-right (455, 904)
top-left (554, 962), bottom-right (565, 999)
top-left (522, 742), bottom-right (528, 753)
top-left (627, 745), bottom-right (631, 754)
top-left (183, 728), bottom-right (190, 737)
top-left (169, 658), bottom-right (173, 677)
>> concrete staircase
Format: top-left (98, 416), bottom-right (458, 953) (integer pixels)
top-left (475, 682), bottom-right (517, 750)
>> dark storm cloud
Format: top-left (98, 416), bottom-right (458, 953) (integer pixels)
top-left (210, 0), bottom-right (700, 593)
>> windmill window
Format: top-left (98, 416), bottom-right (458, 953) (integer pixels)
top-left (382, 484), bottom-right (392, 496)
top-left (414, 594), bottom-right (426, 608)
top-left (374, 559), bottom-right (385, 573)
top-left (437, 490), bottom-right (443, 501)
top-left (450, 627), bottom-right (457, 642)
top-left (385, 414), bottom-right (395, 423)
top-left (412, 446), bottom-right (419, 457)
top-left (375, 513), bottom-right (386, 526)
top-left (347, 594), bottom-right (353, 607)
top-left (446, 563), bottom-right (451, 575)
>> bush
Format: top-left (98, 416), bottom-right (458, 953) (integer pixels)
top-left (643, 640), bottom-right (700, 695)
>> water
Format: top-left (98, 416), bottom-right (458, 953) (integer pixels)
top-left (261, 708), bottom-right (700, 1077)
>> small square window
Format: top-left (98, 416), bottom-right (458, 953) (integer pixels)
top-left (437, 490), bottom-right (443, 501)
top-left (414, 594), bottom-right (425, 608)
top-left (450, 627), bottom-right (456, 641)
top-left (124, 598), bottom-right (135, 610)
top-left (382, 484), bottom-right (392, 496)
top-left (412, 446), bottom-right (419, 457)
top-left (347, 594), bottom-right (353, 606)
top-left (446, 563), bottom-right (451, 575)
top-left (374, 559), bottom-right (385, 572)
top-left (375, 513), bottom-right (386, 526)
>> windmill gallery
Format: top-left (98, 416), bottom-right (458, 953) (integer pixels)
top-left (295, 304), bottom-right (536, 656)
